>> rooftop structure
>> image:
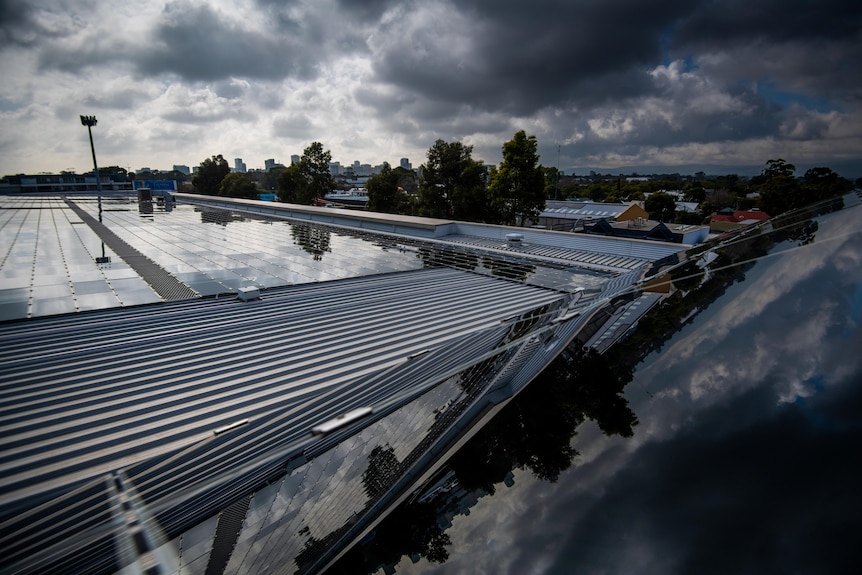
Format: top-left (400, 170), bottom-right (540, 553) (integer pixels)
top-left (0, 173), bottom-right (133, 194)
top-left (585, 217), bottom-right (710, 244)
top-left (538, 201), bottom-right (648, 231)
top-left (0, 192), bottom-right (690, 574)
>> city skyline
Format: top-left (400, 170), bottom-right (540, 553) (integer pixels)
top-left (1, 1), bottom-right (861, 179)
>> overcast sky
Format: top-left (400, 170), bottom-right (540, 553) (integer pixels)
top-left (2, 0), bottom-right (861, 177)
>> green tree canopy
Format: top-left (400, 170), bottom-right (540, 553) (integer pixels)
top-left (801, 166), bottom-right (851, 204)
top-left (418, 139), bottom-right (484, 220)
top-left (276, 163), bottom-right (306, 203)
top-left (367, 162), bottom-right (410, 214)
top-left (758, 158), bottom-right (798, 215)
top-left (451, 158), bottom-right (488, 222)
top-left (487, 130), bottom-right (545, 226)
top-left (277, 142), bottom-right (335, 204)
top-left (259, 165), bottom-right (286, 192)
top-left (218, 172), bottom-right (258, 199)
top-left (192, 154), bottom-right (230, 196)
top-left (543, 166), bottom-right (561, 200)
top-left (298, 141), bottom-right (335, 204)
top-left (645, 191), bottom-right (677, 222)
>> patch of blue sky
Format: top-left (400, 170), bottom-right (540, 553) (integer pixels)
top-left (746, 80), bottom-right (835, 113)
top-left (659, 27), bottom-right (698, 72)
top-left (0, 97), bottom-right (25, 113)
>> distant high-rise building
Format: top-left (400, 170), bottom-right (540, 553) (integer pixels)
top-left (234, 158), bottom-right (246, 173)
top-left (265, 159), bottom-right (275, 172)
top-left (173, 165), bottom-right (190, 175)
top-left (291, 155), bottom-right (300, 165)
top-left (329, 161), bottom-right (341, 176)
top-left (400, 158), bottom-right (411, 170)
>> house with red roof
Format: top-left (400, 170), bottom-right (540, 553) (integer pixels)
top-left (710, 208), bottom-right (771, 224)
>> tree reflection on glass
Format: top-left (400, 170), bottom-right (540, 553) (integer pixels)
top-left (480, 254), bottom-right (536, 282)
top-left (329, 346), bottom-right (637, 573)
top-left (362, 445), bottom-right (401, 500)
top-left (450, 346), bottom-right (637, 491)
top-left (416, 245), bottom-right (479, 271)
top-left (291, 222), bottom-right (331, 261)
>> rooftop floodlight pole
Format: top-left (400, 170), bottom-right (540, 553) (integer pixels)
top-left (80, 115), bottom-right (103, 222)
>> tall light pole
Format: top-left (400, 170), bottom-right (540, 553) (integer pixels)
top-left (80, 115), bottom-right (103, 222)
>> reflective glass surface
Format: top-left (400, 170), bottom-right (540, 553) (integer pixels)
top-left (0, 197), bottom-right (160, 320)
top-left (377, 200), bottom-right (862, 575)
top-left (1, 196), bottom-right (606, 321)
top-left (72, 198), bottom-right (427, 295)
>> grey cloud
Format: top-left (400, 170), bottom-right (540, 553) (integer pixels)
top-left (673, 0), bottom-right (862, 48)
top-left (83, 88), bottom-right (151, 110)
top-left (332, 0), bottom-right (398, 21)
top-left (367, 0), bottom-right (691, 115)
top-left (212, 79), bottom-right (250, 100)
top-left (0, 0), bottom-right (85, 48)
top-left (671, 0), bottom-right (862, 101)
top-left (136, 1), bottom-right (319, 82)
top-left (271, 114), bottom-right (315, 139)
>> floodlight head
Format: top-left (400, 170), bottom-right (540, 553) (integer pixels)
top-left (80, 115), bottom-right (97, 127)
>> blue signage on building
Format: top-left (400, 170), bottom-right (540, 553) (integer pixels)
top-left (134, 180), bottom-right (177, 191)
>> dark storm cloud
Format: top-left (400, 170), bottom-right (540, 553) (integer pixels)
top-left (350, 0), bottom-right (860, 168)
top-left (673, 0), bottom-right (862, 48)
top-left (368, 0), bottom-right (692, 115)
top-left (136, 1), bottom-right (319, 82)
top-left (0, 0), bottom-right (38, 46)
top-left (671, 0), bottom-right (862, 101)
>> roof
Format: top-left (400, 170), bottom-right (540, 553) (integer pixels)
top-left (0, 193), bottom-right (688, 573)
top-left (542, 201), bottom-right (633, 218)
top-left (0, 267), bottom-right (567, 508)
top-left (711, 209), bottom-right (770, 223)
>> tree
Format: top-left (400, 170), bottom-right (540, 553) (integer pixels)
top-left (218, 172), bottom-right (258, 199)
top-left (297, 141), bottom-right (335, 204)
top-left (487, 130), bottom-right (546, 226)
top-left (758, 158), bottom-right (798, 215)
top-left (259, 165), bottom-right (286, 192)
top-left (192, 154), bottom-right (230, 196)
top-left (543, 166), bottom-right (561, 200)
top-left (683, 182), bottom-right (706, 203)
top-left (801, 166), bottom-right (850, 204)
top-left (277, 163), bottom-right (306, 203)
top-left (277, 142), bottom-right (335, 204)
top-left (645, 191), bottom-right (676, 222)
top-left (99, 166), bottom-right (128, 177)
top-left (451, 159), bottom-right (488, 222)
top-left (392, 166), bottom-right (419, 196)
top-left (418, 139), bottom-right (484, 220)
top-left (367, 162), bottom-right (409, 214)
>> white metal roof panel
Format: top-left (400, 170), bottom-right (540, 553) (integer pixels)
top-left (0, 267), bottom-right (566, 509)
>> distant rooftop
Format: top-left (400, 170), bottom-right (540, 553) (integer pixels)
top-left (0, 194), bottom-right (688, 321)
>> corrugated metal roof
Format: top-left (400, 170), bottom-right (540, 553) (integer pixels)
top-left (439, 232), bottom-right (677, 271)
top-left (449, 224), bottom-right (685, 260)
top-left (0, 267), bottom-right (566, 511)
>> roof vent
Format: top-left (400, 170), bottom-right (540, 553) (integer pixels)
top-left (505, 232), bottom-right (524, 246)
top-left (237, 286), bottom-right (261, 301)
